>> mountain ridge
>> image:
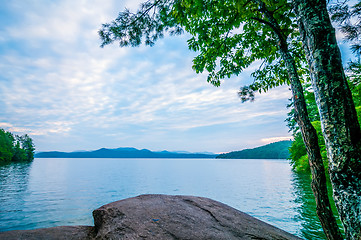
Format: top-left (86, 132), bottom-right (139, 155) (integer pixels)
top-left (35, 140), bottom-right (292, 159)
top-left (35, 147), bottom-right (217, 159)
top-left (216, 140), bottom-right (291, 159)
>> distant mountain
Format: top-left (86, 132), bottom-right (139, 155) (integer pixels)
top-left (216, 140), bottom-right (292, 159)
top-left (35, 147), bottom-right (216, 159)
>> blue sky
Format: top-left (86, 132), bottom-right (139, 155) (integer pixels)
top-left (1, 1), bottom-right (350, 153)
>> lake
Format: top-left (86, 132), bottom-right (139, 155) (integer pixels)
top-left (0, 158), bottom-right (330, 239)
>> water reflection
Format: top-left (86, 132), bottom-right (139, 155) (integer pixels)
top-left (0, 162), bottom-right (32, 230)
top-left (0, 158), bottom-right (345, 239)
top-left (291, 172), bottom-right (344, 239)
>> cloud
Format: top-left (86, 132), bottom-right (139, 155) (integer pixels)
top-left (0, 122), bottom-right (13, 128)
top-left (0, 121), bottom-right (71, 136)
top-left (261, 136), bottom-right (293, 144)
top-left (0, 0), bottom-right (293, 152)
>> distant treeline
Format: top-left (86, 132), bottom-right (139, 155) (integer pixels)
top-left (0, 128), bottom-right (35, 165)
top-left (216, 140), bottom-right (292, 159)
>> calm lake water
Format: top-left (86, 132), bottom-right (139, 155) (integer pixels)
top-left (0, 158), bottom-right (333, 239)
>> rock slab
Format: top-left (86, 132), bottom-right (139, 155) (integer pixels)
top-left (0, 194), bottom-right (302, 240)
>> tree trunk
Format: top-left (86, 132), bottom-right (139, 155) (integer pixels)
top-left (282, 49), bottom-right (344, 240)
top-left (293, 0), bottom-right (361, 239)
top-left (255, 2), bottom-right (344, 239)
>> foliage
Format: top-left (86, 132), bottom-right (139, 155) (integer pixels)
top-left (348, 61), bottom-right (361, 106)
top-left (289, 121), bottom-right (328, 173)
top-left (289, 132), bottom-right (307, 171)
top-left (288, 0), bottom-right (361, 174)
top-left (286, 83), bottom-right (320, 134)
top-left (0, 129), bottom-right (14, 164)
top-left (329, 0), bottom-right (361, 110)
top-left (288, 78), bottom-right (361, 173)
top-left (329, 0), bottom-right (361, 56)
top-left (0, 128), bottom-right (35, 165)
top-left (216, 140), bottom-right (292, 159)
top-left (101, 2), bottom-right (359, 238)
top-left (287, 84), bottom-right (326, 173)
top-left (99, 0), bottom-right (306, 99)
top-left (17, 134), bottom-right (35, 161)
top-left (354, 105), bottom-right (361, 128)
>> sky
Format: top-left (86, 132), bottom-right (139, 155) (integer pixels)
top-left (0, 1), bottom-right (351, 154)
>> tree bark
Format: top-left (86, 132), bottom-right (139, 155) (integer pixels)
top-left (293, 0), bottom-right (361, 239)
top-left (281, 48), bottom-right (343, 240)
top-left (255, 2), bottom-right (343, 239)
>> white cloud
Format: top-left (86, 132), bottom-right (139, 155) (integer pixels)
top-left (0, 0), bottom-right (294, 152)
top-left (0, 122), bottom-right (13, 128)
top-left (261, 136), bottom-right (293, 144)
top-left (0, 121), bottom-right (72, 136)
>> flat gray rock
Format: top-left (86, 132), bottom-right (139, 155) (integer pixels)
top-left (0, 194), bottom-right (302, 240)
top-left (92, 194), bottom-right (301, 240)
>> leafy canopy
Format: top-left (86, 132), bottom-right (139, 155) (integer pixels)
top-left (288, 0), bottom-right (361, 174)
top-left (0, 129), bottom-right (35, 165)
top-left (99, 0), bottom-right (306, 100)
top-left (329, 0), bottom-right (361, 55)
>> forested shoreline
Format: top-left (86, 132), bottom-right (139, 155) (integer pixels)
top-left (0, 129), bottom-right (35, 165)
top-left (216, 140), bottom-right (291, 159)
top-left (288, 58), bottom-right (361, 173)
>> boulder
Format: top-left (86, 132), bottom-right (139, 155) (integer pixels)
top-left (0, 194), bottom-right (302, 240)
